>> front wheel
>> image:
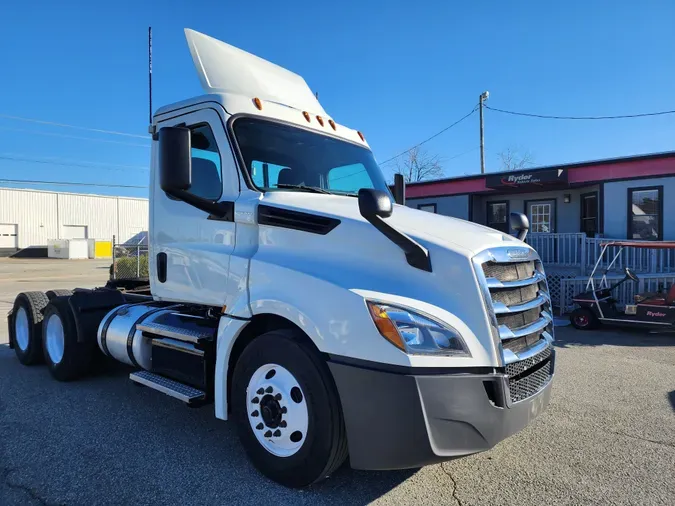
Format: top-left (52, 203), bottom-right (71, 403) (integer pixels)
top-left (231, 330), bottom-right (348, 488)
top-left (570, 307), bottom-right (599, 330)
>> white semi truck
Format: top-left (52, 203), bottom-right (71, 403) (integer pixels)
top-left (7, 29), bottom-right (554, 488)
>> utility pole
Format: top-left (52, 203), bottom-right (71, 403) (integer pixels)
top-left (479, 91), bottom-right (489, 174)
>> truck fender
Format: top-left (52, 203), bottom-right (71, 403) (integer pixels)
top-left (213, 299), bottom-right (325, 421)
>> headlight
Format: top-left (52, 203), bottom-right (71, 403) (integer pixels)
top-left (366, 301), bottom-right (470, 356)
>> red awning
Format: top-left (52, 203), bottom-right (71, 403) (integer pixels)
top-left (599, 241), bottom-right (675, 249)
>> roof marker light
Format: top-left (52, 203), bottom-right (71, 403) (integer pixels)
top-left (253, 97), bottom-right (262, 110)
top-left (316, 116), bottom-right (324, 126)
top-left (328, 119), bottom-right (336, 130)
top-left (303, 111), bottom-right (311, 122)
top-left (358, 131), bottom-right (365, 141)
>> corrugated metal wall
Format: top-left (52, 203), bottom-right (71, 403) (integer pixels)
top-left (0, 188), bottom-right (148, 248)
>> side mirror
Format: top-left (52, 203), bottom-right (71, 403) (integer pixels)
top-left (510, 212), bottom-right (530, 241)
top-left (358, 189), bottom-right (393, 219)
top-left (393, 173), bottom-right (406, 205)
top-left (159, 126), bottom-right (192, 193)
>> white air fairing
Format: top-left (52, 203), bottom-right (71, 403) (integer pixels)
top-left (185, 28), bottom-right (326, 115)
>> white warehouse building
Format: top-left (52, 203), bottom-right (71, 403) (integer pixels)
top-left (0, 188), bottom-right (148, 256)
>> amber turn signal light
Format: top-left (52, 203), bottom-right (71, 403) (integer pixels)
top-left (367, 302), bottom-right (405, 351)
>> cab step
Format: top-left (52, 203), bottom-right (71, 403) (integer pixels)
top-left (129, 370), bottom-right (206, 405)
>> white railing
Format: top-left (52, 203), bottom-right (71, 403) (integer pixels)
top-left (559, 274), bottom-right (675, 314)
top-left (526, 233), bottom-right (586, 268)
top-left (526, 233), bottom-right (675, 274)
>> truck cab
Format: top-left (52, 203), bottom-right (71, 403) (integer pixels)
top-left (7, 29), bottom-right (554, 488)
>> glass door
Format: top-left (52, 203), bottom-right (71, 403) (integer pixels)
top-left (527, 200), bottom-right (555, 233)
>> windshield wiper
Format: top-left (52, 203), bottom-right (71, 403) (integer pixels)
top-left (276, 184), bottom-right (331, 194)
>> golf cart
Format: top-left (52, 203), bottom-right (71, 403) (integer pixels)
top-left (570, 241), bottom-right (675, 330)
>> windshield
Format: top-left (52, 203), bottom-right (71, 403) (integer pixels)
top-left (232, 117), bottom-right (391, 196)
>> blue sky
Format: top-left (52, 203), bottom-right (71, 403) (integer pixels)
top-left (1, 0), bottom-right (674, 197)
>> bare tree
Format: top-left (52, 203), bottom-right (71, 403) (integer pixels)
top-left (498, 146), bottom-right (534, 171)
top-left (395, 146), bottom-right (444, 182)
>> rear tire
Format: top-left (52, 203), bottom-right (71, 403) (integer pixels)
top-left (570, 307), bottom-right (599, 330)
top-left (46, 289), bottom-right (73, 299)
top-left (231, 330), bottom-right (348, 488)
top-left (11, 291), bottom-right (50, 365)
top-left (42, 297), bottom-right (95, 381)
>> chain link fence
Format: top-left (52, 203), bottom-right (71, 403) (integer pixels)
top-left (111, 234), bottom-right (149, 279)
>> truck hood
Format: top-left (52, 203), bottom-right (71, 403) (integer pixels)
top-left (259, 192), bottom-right (523, 257)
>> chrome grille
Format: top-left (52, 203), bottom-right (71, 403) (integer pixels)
top-left (491, 283), bottom-right (538, 306)
top-left (497, 307), bottom-right (540, 329)
top-left (474, 247), bottom-right (554, 403)
top-left (483, 261), bottom-right (535, 282)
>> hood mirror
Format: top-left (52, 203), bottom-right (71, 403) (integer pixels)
top-left (510, 212), bottom-right (530, 241)
top-left (358, 189), bottom-right (393, 219)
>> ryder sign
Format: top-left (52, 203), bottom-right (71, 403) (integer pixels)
top-left (486, 168), bottom-right (567, 189)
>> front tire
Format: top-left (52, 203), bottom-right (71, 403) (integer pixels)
top-left (570, 307), bottom-right (599, 330)
top-left (11, 291), bottom-right (50, 365)
top-left (231, 330), bottom-right (348, 488)
top-left (42, 297), bottom-right (95, 381)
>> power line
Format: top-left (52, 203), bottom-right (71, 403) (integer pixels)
top-left (0, 113), bottom-right (148, 138)
top-left (0, 154), bottom-right (148, 172)
top-left (0, 178), bottom-right (147, 189)
top-left (485, 105), bottom-right (675, 120)
top-left (379, 106), bottom-right (478, 166)
top-left (0, 126), bottom-right (150, 148)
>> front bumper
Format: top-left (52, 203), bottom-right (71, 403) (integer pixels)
top-left (328, 350), bottom-right (554, 470)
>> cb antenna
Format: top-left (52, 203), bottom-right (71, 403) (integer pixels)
top-left (148, 26), bottom-right (153, 127)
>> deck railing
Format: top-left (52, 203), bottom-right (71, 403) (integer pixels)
top-left (526, 233), bottom-right (675, 275)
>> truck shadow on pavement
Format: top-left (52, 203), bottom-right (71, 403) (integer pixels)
top-left (553, 326), bottom-right (675, 349)
top-left (668, 391), bottom-right (675, 413)
top-left (0, 346), bottom-right (414, 506)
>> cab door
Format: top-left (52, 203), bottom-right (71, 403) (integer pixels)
top-left (150, 107), bottom-right (240, 306)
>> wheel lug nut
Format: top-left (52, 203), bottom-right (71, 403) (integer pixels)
top-left (273, 429), bottom-right (281, 437)
top-left (256, 423), bottom-right (264, 430)
top-left (280, 421), bottom-right (287, 428)
top-left (264, 430), bottom-right (272, 438)
top-left (251, 397), bottom-right (259, 404)
top-left (257, 388), bottom-right (264, 395)
top-left (265, 386), bottom-right (273, 393)
top-left (251, 410), bottom-right (259, 417)
top-left (274, 393), bottom-right (281, 401)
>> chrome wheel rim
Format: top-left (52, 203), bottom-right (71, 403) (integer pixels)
top-left (45, 313), bottom-right (65, 364)
top-left (246, 364), bottom-right (308, 457)
top-left (14, 307), bottom-right (29, 351)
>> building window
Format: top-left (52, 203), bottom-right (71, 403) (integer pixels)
top-left (417, 203), bottom-right (437, 213)
top-left (486, 201), bottom-right (509, 233)
top-left (581, 192), bottom-right (598, 237)
top-left (628, 186), bottom-right (663, 240)
top-left (526, 199), bottom-right (556, 233)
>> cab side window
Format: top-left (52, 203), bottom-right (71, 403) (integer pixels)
top-left (188, 124), bottom-right (222, 201)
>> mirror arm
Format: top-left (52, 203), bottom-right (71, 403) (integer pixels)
top-left (366, 215), bottom-right (432, 272)
top-left (167, 189), bottom-right (234, 221)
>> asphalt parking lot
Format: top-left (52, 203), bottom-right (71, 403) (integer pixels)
top-left (1, 259), bottom-right (674, 505)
